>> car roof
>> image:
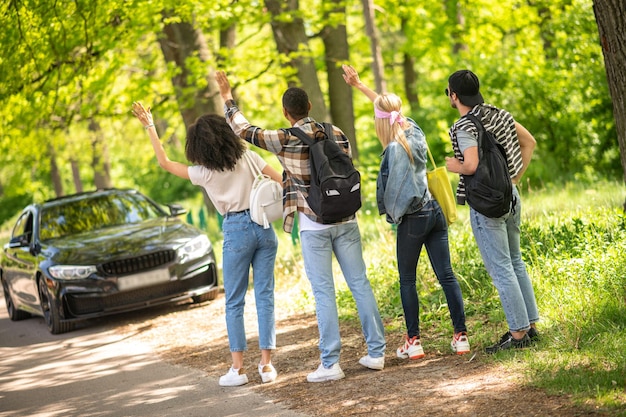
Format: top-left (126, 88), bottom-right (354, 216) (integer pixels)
top-left (39, 188), bottom-right (139, 209)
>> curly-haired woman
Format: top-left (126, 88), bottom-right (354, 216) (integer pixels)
top-left (132, 103), bottom-right (282, 386)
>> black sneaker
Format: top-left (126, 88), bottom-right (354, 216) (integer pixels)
top-left (528, 327), bottom-right (540, 342)
top-left (484, 331), bottom-right (531, 354)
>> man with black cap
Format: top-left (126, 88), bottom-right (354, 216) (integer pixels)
top-left (444, 69), bottom-right (540, 353)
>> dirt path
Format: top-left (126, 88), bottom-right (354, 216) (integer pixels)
top-left (118, 292), bottom-right (609, 417)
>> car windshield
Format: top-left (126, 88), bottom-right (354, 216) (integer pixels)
top-left (40, 192), bottom-right (165, 241)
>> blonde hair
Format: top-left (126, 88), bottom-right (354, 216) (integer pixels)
top-left (374, 93), bottom-right (413, 163)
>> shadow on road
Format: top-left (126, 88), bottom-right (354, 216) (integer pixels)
top-left (0, 294), bottom-right (306, 417)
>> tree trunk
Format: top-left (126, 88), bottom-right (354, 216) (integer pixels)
top-left (158, 14), bottom-right (222, 129)
top-left (321, 0), bottom-right (358, 159)
top-left (593, 0), bottom-right (626, 209)
top-left (219, 25), bottom-right (239, 104)
top-left (402, 53), bottom-right (419, 111)
top-left (89, 119), bottom-right (113, 190)
top-left (528, 0), bottom-right (556, 60)
top-left (158, 14), bottom-right (224, 216)
top-left (48, 143), bottom-right (64, 197)
top-left (71, 159), bottom-right (83, 193)
top-left (219, 26), bottom-right (236, 59)
top-left (361, 0), bottom-right (386, 93)
top-left (265, 0), bottom-right (329, 122)
top-left (445, 0), bottom-right (467, 54)
top-left (400, 16), bottom-right (419, 111)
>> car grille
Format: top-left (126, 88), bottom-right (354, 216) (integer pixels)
top-left (99, 250), bottom-right (176, 276)
top-left (65, 264), bottom-right (218, 317)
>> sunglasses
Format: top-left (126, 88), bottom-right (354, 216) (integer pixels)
top-left (445, 88), bottom-right (452, 96)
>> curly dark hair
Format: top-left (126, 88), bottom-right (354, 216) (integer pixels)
top-left (184, 114), bottom-right (246, 171)
top-left (282, 87), bottom-right (310, 120)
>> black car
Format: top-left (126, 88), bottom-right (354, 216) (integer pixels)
top-left (0, 188), bottom-right (219, 334)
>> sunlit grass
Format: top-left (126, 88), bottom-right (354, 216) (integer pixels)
top-left (262, 180), bottom-right (626, 414)
top-left (465, 181), bottom-right (625, 415)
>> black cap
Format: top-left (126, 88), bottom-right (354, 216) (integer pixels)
top-left (448, 70), bottom-right (484, 106)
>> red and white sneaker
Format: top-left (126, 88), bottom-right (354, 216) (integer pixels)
top-left (451, 332), bottom-right (471, 355)
top-left (396, 335), bottom-right (425, 360)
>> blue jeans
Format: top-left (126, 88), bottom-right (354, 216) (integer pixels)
top-left (300, 222), bottom-right (386, 368)
top-left (396, 199), bottom-right (467, 337)
top-left (469, 187), bottom-right (539, 332)
top-left (222, 211), bottom-right (278, 352)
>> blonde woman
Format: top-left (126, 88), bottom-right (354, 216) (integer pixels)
top-left (343, 65), bottom-right (470, 358)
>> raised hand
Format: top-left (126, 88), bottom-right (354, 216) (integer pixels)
top-left (215, 71), bottom-right (233, 101)
top-left (341, 64), bottom-right (361, 87)
top-left (132, 102), bottom-right (154, 128)
top-left (342, 64), bottom-right (378, 102)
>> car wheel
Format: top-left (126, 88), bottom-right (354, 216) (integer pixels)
top-left (37, 278), bottom-right (73, 334)
top-left (192, 287), bottom-right (219, 304)
top-left (1, 278), bottom-right (30, 321)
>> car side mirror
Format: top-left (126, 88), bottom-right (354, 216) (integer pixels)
top-left (167, 204), bottom-right (188, 217)
top-left (8, 235), bottom-right (29, 248)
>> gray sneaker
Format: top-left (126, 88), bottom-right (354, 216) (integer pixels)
top-left (485, 331), bottom-right (531, 354)
top-left (528, 327), bottom-right (540, 342)
top-left (306, 363), bottom-right (345, 382)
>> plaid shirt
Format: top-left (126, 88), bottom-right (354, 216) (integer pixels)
top-left (224, 99), bottom-right (355, 233)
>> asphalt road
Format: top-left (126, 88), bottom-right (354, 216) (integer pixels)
top-left (0, 297), bottom-right (307, 417)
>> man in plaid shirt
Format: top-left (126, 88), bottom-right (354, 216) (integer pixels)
top-left (216, 71), bottom-right (386, 382)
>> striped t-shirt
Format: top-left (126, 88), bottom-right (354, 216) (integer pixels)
top-left (449, 104), bottom-right (522, 204)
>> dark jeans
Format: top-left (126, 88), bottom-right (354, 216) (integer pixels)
top-left (396, 199), bottom-right (467, 337)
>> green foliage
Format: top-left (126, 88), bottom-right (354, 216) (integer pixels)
top-left (359, 0), bottom-right (620, 186)
top-left (0, 195), bottom-right (33, 228)
top-left (0, 0), bottom-right (621, 205)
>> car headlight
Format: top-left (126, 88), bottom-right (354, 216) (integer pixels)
top-left (178, 235), bottom-right (211, 261)
top-left (49, 265), bottom-right (97, 280)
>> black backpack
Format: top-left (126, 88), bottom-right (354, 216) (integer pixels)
top-left (464, 114), bottom-right (513, 218)
top-left (287, 123), bottom-right (361, 224)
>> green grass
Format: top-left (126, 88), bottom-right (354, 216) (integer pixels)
top-left (2, 180), bottom-right (625, 413)
top-left (265, 180), bottom-right (626, 414)
top-left (174, 181), bottom-right (626, 413)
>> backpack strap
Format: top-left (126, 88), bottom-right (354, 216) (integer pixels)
top-left (287, 123), bottom-right (332, 146)
top-left (242, 150), bottom-right (262, 177)
top-left (464, 114), bottom-right (486, 141)
top-left (321, 122), bottom-right (333, 142)
top-left (287, 126), bottom-right (315, 146)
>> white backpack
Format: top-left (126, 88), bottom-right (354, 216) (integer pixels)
top-left (243, 151), bottom-right (283, 229)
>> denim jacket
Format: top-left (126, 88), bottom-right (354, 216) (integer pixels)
top-left (376, 118), bottom-right (431, 224)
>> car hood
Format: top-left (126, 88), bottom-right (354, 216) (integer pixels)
top-left (42, 218), bottom-right (206, 265)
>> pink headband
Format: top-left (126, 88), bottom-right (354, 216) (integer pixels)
top-left (374, 107), bottom-right (405, 125)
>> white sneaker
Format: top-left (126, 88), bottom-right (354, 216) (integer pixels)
top-left (258, 362), bottom-right (277, 383)
top-left (451, 332), bottom-right (471, 355)
top-left (306, 363), bottom-right (345, 383)
top-left (218, 367), bottom-right (248, 387)
top-left (396, 335), bottom-right (425, 360)
top-left (358, 355), bottom-right (384, 370)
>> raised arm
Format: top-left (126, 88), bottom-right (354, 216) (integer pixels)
top-left (132, 102), bottom-right (190, 180)
top-left (342, 64), bottom-right (379, 102)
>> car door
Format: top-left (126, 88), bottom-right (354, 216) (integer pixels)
top-left (2, 210), bottom-right (40, 311)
